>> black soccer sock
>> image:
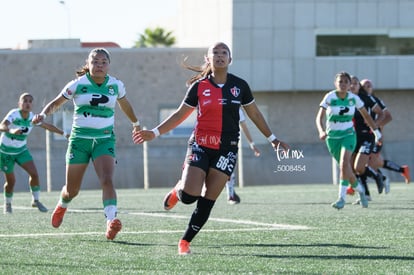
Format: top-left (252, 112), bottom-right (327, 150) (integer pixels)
top-left (182, 197), bottom-right (215, 243)
top-left (365, 166), bottom-right (384, 193)
top-left (365, 166), bottom-right (378, 179)
top-left (383, 160), bottom-right (403, 173)
top-left (377, 169), bottom-right (386, 180)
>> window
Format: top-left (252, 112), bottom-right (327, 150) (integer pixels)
top-left (159, 107), bottom-right (197, 137)
top-left (317, 35), bottom-right (414, 56)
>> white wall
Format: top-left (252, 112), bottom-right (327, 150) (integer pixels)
top-left (177, 0), bottom-right (414, 91)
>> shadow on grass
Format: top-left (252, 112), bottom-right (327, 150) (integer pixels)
top-left (228, 243), bottom-right (387, 249)
top-left (82, 239), bottom-right (176, 248)
top-left (215, 243), bottom-right (414, 261)
top-left (253, 254), bottom-right (414, 261)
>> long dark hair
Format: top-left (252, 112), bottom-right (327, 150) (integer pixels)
top-left (181, 57), bottom-right (212, 87)
top-left (76, 48), bottom-right (111, 77)
top-left (182, 42), bottom-right (231, 87)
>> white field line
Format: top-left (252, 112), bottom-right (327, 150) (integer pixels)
top-left (0, 208), bottom-right (311, 238)
top-left (127, 211), bottom-right (311, 230)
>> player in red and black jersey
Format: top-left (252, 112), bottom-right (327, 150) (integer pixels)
top-left (362, 79), bottom-right (410, 192)
top-left (133, 42), bottom-right (289, 255)
top-left (349, 75), bottom-right (385, 201)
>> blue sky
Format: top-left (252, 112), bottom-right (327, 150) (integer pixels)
top-left (0, 0), bottom-right (178, 49)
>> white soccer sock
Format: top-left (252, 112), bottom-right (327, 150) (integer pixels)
top-left (104, 205), bottom-right (117, 221)
top-left (226, 173), bottom-right (236, 198)
top-left (355, 182), bottom-right (365, 193)
top-left (32, 190), bottom-right (40, 201)
top-left (339, 185), bottom-right (348, 200)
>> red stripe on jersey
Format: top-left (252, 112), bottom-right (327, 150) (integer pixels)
top-left (194, 80), bottom-right (223, 149)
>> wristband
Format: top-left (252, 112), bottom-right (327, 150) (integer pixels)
top-left (373, 128), bottom-right (382, 142)
top-left (267, 134), bottom-right (277, 143)
top-left (152, 128), bottom-right (160, 137)
top-left (249, 142), bottom-right (255, 150)
top-left (132, 121), bottom-right (140, 127)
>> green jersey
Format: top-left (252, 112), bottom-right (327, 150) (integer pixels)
top-left (319, 90), bottom-right (364, 139)
top-left (0, 108), bottom-right (34, 154)
top-left (61, 73), bottom-right (126, 139)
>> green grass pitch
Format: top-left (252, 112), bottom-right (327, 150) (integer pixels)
top-left (0, 183), bottom-right (413, 274)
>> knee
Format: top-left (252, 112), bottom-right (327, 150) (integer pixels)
top-left (63, 186), bottom-right (80, 200)
top-left (4, 180), bottom-right (15, 188)
top-left (178, 190), bottom-right (199, 204)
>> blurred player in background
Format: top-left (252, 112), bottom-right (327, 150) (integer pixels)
top-left (316, 72), bottom-right (381, 210)
top-left (348, 76), bottom-right (385, 201)
top-left (225, 109), bottom-right (261, 204)
top-left (361, 79), bottom-right (410, 192)
top-left (0, 92), bottom-right (67, 214)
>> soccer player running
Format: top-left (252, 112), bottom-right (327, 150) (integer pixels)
top-left (361, 79), bottom-right (410, 191)
top-left (0, 92), bottom-right (67, 214)
top-left (133, 42), bottom-right (289, 255)
top-left (226, 108), bottom-right (261, 204)
top-left (173, 108), bottom-right (260, 205)
top-left (316, 71), bottom-right (382, 209)
top-left (32, 48), bottom-right (141, 240)
top-left (348, 75), bottom-right (385, 202)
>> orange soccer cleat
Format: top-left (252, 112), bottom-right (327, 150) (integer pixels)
top-left (163, 188), bottom-right (179, 210)
top-left (401, 165), bottom-right (410, 184)
top-left (106, 218), bottom-right (122, 240)
top-left (51, 205), bottom-right (67, 228)
top-left (178, 239), bottom-right (191, 255)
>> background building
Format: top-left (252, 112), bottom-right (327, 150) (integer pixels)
top-left (0, 0), bottom-right (413, 191)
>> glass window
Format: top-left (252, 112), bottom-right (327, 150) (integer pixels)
top-left (317, 35), bottom-right (414, 56)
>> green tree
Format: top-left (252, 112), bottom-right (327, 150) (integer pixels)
top-left (134, 27), bottom-right (176, 48)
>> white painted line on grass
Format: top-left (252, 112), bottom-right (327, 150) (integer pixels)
top-left (128, 212), bottom-right (311, 230)
top-left (0, 226), bottom-right (308, 238)
top-left (0, 208), bottom-right (310, 238)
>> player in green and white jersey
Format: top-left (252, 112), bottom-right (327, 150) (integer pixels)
top-left (0, 92), bottom-right (68, 214)
top-left (32, 48), bottom-right (141, 240)
top-left (316, 71), bottom-right (382, 209)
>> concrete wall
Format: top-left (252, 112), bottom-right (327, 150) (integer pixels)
top-left (0, 48), bottom-right (413, 192)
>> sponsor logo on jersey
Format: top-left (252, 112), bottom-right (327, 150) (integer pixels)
top-left (108, 86), bottom-right (115, 95)
top-left (202, 89), bottom-right (211, 96)
top-left (218, 98), bottom-right (227, 105)
top-left (188, 153), bottom-right (200, 162)
top-left (202, 99), bottom-right (212, 106)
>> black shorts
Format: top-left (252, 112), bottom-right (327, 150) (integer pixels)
top-left (355, 132), bottom-right (374, 155)
top-left (372, 142), bottom-right (382, 154)
top-left (185, 142), bottom-right (238, 177)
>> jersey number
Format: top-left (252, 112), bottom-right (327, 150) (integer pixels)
top-left (216, 156), bottom-right (234, 173)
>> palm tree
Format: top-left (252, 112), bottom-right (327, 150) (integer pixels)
top-left (134, 27), bottom-right (176, 48)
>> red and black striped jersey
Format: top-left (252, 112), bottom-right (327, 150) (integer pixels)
top-left (184, 73), bottom-right (254, 150)
top-left (354, 90), bottom-right (378, 134)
